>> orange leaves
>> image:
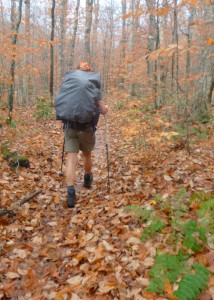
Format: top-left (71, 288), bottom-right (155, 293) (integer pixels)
top-left (146, 44), bottom-right (183, 61)
top-left (180, 0), bottom-right (199, 7)
top-left (160, 131), bottom-right (180, 139)
top-left (1, 95), bottom-right (214, 300)
top-left (120, 5), bottom-right (172, 21)
top-left (26, 269), bottom-right (40, 290)
top-left (123, 124), bottom-right (140, 141)
top-left (122, 12), bottom-right (133, 20)
top-left (206, 37), bottom-right (214, 46)
top-left (156, 7), bottom-right (171, 16)
top-left (126, 100), bottom-right (141, 108)
top-left (164, 281), bottom-right (180, 300)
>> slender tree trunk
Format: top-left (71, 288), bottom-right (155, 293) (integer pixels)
top-left (159, 0), bottom-right (168, 104)
top-left (50, 0), bottom-right (56, 97)
top-left (171, 0), bottom-right (178, 95)
top-left (154, 8), bottom-right (160, 108)
top-left (11, 0), bottom-right (15, 30)
top-left (59, 0), bottom-right (67, 79)
top-left (186, 8), bottom-right (195, 76)
top-left (128, 0), bottom-right (135, 96)
top-left (117, 0), bottom-right (127, 89)
top-left (146, 0), bottom-right (156, 87)
top-left (84, 0), bottom-right (93, 62)
top-left (23, 0), bottom-right (30, 105)
top-left (7, 0), bottom-right (23, 122)
top-left (105, 0), bottom-right (114, 92)
top-left (195, 0), bottom-right (214, 113)
top-left (121, 0), bottom-right (127, 59)
top-left (91, 0), bottom-right (99, 70)
top-left (0, 0), bottom-right (5, 34)
top-left (70, 0), bottom-right (80, 68)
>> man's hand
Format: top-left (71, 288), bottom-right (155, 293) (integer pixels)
top-left (98, 100), bottom-right (108, 115)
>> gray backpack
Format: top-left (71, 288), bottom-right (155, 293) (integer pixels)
top-left (55, 70), bottom-right (102, 124)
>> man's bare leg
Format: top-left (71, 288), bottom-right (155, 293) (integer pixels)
top-left (82, 152), bottom-right (92, 174)
top-left (82, 152), bottom-right (93, 188)
top-left (66, 153), bottom-right (78, 186)
top-left (66, 152), bottom-right (78, 207)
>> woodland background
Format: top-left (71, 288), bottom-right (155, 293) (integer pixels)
top-left (0, 0), bottom-right (214, 299)
top-left (0, 0), bottom-right (214, 117)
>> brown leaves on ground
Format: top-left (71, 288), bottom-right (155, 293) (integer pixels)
top-left (0, 95), bottom-right (214, 299)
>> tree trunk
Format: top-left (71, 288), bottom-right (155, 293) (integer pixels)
top-left (50, 0), bottom-right (56, 97)
top-left (146, 0), bottom-right (156, 84)
top-left (7, 0), bottom-right (23, 122)
top-left (154, 7), bottom-right (160, 108)
top-left (59, 0), bottom-right (67, 79)
top-left (171, 0), bottom-right (178, 95)
top-left (91, 0), bottom-right (99, 70)
top-left (84, 0), bottom-right (93, 62)
top-left (11, 0), bottom-right (15, 30)
top-left (121, 0), bottom-right (127, 59)
top-left (186, 7), bottom-right (195, 76)
top-left (117, 0), bottom-right (127, 89)
top-left (23, 0), bottom-right (30, 105)
top-left (159, 0), bottom-right (168, 104)
top-left (128, 0), bottom-right (135, 96)
top-left (195, 0), bottom-right (214, 114)
top-left (70, 0), bottom-right (80, 68)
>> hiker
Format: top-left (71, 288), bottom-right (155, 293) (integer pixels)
top-left (55, 62), bottom-right (108, 208)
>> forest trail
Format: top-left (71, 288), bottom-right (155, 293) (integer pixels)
top-left (1, 96), bottom-right (214, 299)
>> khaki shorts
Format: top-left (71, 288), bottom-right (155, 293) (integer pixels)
top-left (64, 127), bottom-right (95, 153)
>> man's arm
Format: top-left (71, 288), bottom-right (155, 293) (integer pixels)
top-left (98, 100), bottom-right (108, 115)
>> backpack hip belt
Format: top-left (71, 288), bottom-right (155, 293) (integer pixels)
top-left (65, 121), bottom-right (92, 130)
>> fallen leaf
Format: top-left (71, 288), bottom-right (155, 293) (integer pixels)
top-left (164, 175), bottom-right (172, 182)
top-left (6, 272), bottom-right (20, 279)
top-left (17, 268), bottom-right (28, 276)
top-left (13, 249), bottom-right (27, 259)
top-left (67, 275), bottom-right (83, 285)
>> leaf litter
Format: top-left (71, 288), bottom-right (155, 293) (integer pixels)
top-left (0, 95), bottom-right (214, 299)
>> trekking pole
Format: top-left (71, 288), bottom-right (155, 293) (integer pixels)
top-left (105, 114), bottom-right (110, 191)
top-left (59, 138), bottom-right (65, 176)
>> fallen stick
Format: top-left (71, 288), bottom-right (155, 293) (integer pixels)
top-left (0, 189), bottom-right (42, 219)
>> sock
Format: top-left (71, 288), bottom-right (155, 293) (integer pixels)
top-left (84, 173), bottom-right (92, 178)
top-left (67, 186), bottom-right (75, 192)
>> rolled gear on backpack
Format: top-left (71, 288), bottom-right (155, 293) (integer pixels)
top-left (55, 70), bottom-right (102, 124)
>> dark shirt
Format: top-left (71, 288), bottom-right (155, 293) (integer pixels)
top-left (91, 90), bottom-right (102, 128)
top-left (91, 106), bottom-right (100, 128)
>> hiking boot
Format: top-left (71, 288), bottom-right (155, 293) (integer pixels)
top-left (67, 188), bottom-right (76, 208)
top-left (84, 173), bottom-right (93, 188)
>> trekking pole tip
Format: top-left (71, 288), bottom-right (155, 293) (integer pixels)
top-left (58, 171), bottom-right (64, 177)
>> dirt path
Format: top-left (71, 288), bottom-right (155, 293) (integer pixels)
top-left (1, 108), bottom-right (142, 300)
top-left (1, 100), bottom-right (214, 299)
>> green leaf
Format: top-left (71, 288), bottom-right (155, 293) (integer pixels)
top-left (174, 263), bottom-right (211, 300)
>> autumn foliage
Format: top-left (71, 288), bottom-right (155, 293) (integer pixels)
top-left (0, 0), bottom-right (214, 298)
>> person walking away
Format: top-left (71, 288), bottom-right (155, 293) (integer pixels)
top-left (56, 62), bottom-right (108, 208)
